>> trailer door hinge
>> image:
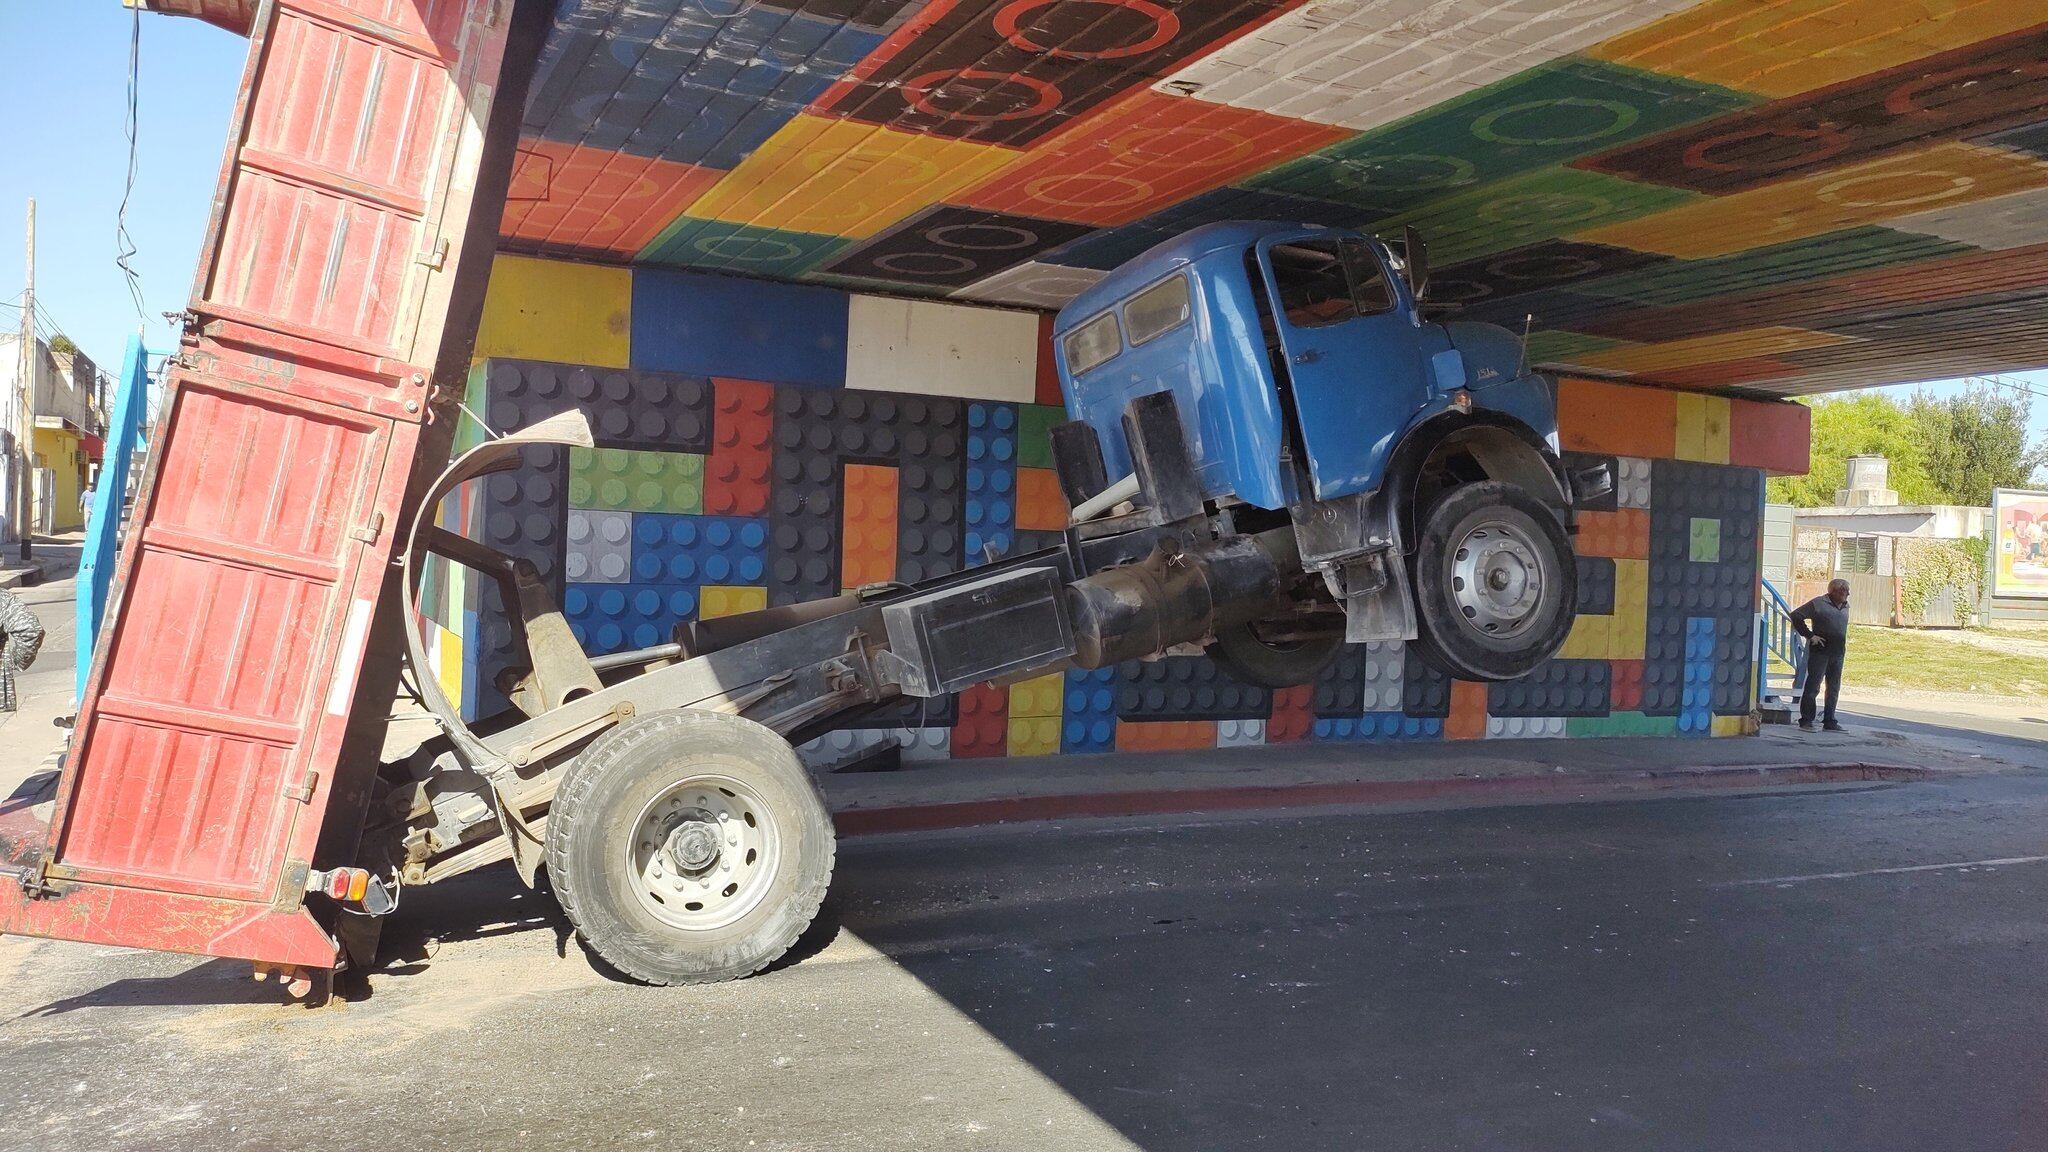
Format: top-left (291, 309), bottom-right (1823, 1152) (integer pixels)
top-left (416, 239), bottom-right (450, 271)
top-left (350, 512), bottom-right (385, 545)
top-left (284, 770), bottom-right (320, 804)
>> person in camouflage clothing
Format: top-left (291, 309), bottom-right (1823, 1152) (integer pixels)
top-left (0, 587), bottom-right (43, 712)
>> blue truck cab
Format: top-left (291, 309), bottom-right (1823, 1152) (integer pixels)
top-left (1049, 221), bottom-right (1601, 685)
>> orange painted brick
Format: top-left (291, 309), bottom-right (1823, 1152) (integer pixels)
top-left (705, 378), bottom-right (775, 516)
top-left (841, 463), bottom-right (898, 589)
top-left (1728, 395), bottom-right (1811, 476)
top-left (1558, 378), bottom-right (1677, 460)
top-left (1116, 720), bottom-right (1218, 752)
top-left (1610, 659), bottom-right (1644, 711)
top-left (1576, 508), bottom-right (1650, 560)
top-left (1268, 685), bottom-right (1313, 744)
top-left (1016, 467), bottom-right (1068, 531)
top-left (1448, 680), bottom-right (1488, 741)
top-left (953, 682), bottom-right (1009, 759)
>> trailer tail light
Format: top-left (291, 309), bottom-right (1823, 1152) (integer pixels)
top-left (307, 868), bottom-right (395, 915)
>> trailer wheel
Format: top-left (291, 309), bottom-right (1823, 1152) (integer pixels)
top-left (545, 710), bottom-right (834, 985)
top-left (1408, 481), bottom-right (1576, 682)
top-left (1207, 617), bottom-right (1343, 688)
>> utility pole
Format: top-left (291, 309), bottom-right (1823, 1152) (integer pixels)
top-left (12, 199), bottom-right (30, 557)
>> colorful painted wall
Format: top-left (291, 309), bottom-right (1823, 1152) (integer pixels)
top-left (503, 0), bottom-right (2048, 397)
top-left (421, 254), bottom-right (1809, 763)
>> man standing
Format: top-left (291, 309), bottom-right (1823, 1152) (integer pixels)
top-left (1790, 579), bottom-right (1851, 732)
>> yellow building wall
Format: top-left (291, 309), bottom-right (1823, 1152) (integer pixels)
top-left (33, 427), bottom-right (86, 532)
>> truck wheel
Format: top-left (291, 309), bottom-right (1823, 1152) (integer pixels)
top-left (1207, 617), bottom-right (1343, 688)
top-left (1408, 481), bottom-right (1576, 682)
top-left (545, 710), bottom-right (834, 985)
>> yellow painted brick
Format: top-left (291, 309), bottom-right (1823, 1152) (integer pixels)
top-left (1557, 613), bottom-right (1612, 661)
top-left (700, 585), bottom-right (767, 619)
top-left (436, 622), bottom-right (463, 705)
top-left (1579, 144), bottom-right (2048, 259)
top-left (1008, 672), bottom-right (1064, 719)
top-left (1008, 716), bottom-right (1061, 757)
top-left (1674, 393), bottom-right (1733, 463)
top-left (1577, 327), bottom-right (1849, 375)
top-left (1610, 559), bottom-right (1650, 659)
top-left (1711, 714), bottom-right (1753, 738)
top-left (690, 116), bottom-right (1018, 239)
top-left (1589, 0), bottom-right (2044, 98)
top-left (476, 255), bottom-right (631, 367)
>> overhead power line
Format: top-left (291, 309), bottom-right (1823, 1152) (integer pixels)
top-left (115, 3), bottom-right (146, 319)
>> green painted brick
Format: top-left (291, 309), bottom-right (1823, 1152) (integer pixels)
top-left (1381, 166), bottom-right (1701, 267)
top-left (570, 447), bottom-right (705, 515)
top-left (1574, 226), bottom-right (1968, 307)
top-left (639, 216), bottom-right (848, 278)
top-left (1690, 517), bottom-right (1721, 563)
top-left (1017, 404), bottom-right (1064, 470)
top-left (1254, 57), bottom-right (1755, 216)
top-left (1568, 712), bottom-right (1681, 738)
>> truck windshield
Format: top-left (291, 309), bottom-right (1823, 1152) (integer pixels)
top-left (1270, 239), bottom-right (1395, 327)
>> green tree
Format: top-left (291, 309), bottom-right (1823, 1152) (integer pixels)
top-left (47, 334), bottom-right (77, 359)
top-left (1905, 384), bottom-right (2048, 506)
top-left (1766, 393), bottom-right (1941, 507)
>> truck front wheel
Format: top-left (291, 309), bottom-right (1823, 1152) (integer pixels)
top-left (545, 710), bottom-right (834, 985)
top-left (1408, 481), bottom-right (1576, 682)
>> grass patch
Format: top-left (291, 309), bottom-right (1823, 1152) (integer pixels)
top-left (1838, 626), bottom-right (2048, 696)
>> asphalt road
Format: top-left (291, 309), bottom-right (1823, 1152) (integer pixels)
top-left (5, 767), bottom-right (2048, 1151)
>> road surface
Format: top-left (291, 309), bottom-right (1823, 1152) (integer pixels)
top-left (4, 765), bottom-right (2047, 1151)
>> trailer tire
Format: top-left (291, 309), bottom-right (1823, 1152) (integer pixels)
top-left (1408, 481), bottom-right (1576, 682)
top-left (1207, 617), bottom-right (1343, 688)
top-left (545, 710), bottom-right (834, 986)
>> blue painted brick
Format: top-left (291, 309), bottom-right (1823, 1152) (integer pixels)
top-left (965, 402), bottom-right (1017, 562)
top-left (630, 513), bottom-right (769, 585)
top-left (566, 584), bottom-right (701, 655)
top-left (632, 269), bottom-right (848, 387)
top-left (1063, 666), bottom-right (1118, 753)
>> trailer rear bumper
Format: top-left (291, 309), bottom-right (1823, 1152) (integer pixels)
top-left (0, 780), bottom-right (336, 969)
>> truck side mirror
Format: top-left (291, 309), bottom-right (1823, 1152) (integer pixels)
top-left (1402, 226), bottom-right (1429, 303)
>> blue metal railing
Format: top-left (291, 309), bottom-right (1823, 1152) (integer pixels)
top-left (75, 332), bottom-right (152, 701)
top-left (1757, 577), bottom-right (1806, 706)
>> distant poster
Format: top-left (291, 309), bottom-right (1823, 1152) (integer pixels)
top-left (1992, 488), bottom-right (2048, 600)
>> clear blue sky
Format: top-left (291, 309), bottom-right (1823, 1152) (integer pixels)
top-left (0, 7), bottom-right (244, 370)
top-left (4, 5), bottom-right (2048, 456)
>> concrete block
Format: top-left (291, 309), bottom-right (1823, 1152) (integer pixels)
top-left (699, 585), bottom-right (767, 618)
top-left (570, 447), bottom-right (705, 515)
top-left (965, 402), bottom-right (1017, 562)
top-left (1117, 655), bottom-right (1269, 721)
top-left (1062, 666), bottom-right (1119, 753)
top-left (1217, 719), bottom-right (1267, 747)
top-left (630, 513), bottom-right (769, 586)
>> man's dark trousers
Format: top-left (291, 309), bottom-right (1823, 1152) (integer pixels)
top-left (1799, 641), bottom-right (1845, 727)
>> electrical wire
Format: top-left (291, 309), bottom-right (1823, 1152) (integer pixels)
top-left (115, 3), bottom-right (147, 320)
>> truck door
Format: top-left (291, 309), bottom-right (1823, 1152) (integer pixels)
top-left (1257, 236), bottom-right (1433, 500)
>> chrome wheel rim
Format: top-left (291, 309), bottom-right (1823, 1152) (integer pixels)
top-left (1448, 516), bottom-right (1548, 641)
top-left (626, 771), bottom-right (779, 932)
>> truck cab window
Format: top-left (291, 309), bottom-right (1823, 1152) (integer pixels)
top-left (1063, 311), bottom-right (1122, 375)
top-left (1341, 238), bottom-right (1395, 314)
top-left (1270, 241), bottom-right (1357, 328)
top-left (1124, 275), bottom-right (1192, 345)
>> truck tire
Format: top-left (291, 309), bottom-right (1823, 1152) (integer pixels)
top-left (545, 710), bottom-right (834, 985)
top-left (1408, 481), bottom-right (1576, 682)
top-left (1207, 617), bottom-right (1343, 688)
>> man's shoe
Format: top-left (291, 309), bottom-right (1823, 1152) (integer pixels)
top-left (1797, 721), bottom-right (1816, 731)
top-left (1823, 722), bottom-right (1845, 732)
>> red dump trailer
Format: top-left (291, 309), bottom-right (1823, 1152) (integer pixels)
top-left (0, 0), bottom-right (545, 994)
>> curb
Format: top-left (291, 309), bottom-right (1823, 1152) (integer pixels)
top-left (831, 762), bottom-right (1929, 837)
top-left (0, 564), bottom-right (41, 590)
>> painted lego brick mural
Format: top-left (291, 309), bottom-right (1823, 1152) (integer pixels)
top-left (501, 0), bottom-right (2048, 398)
top-left (436, 256), bottom-right (1808, 755)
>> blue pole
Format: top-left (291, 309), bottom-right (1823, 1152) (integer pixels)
top-left (76, 331), bottom-right (150, 701)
